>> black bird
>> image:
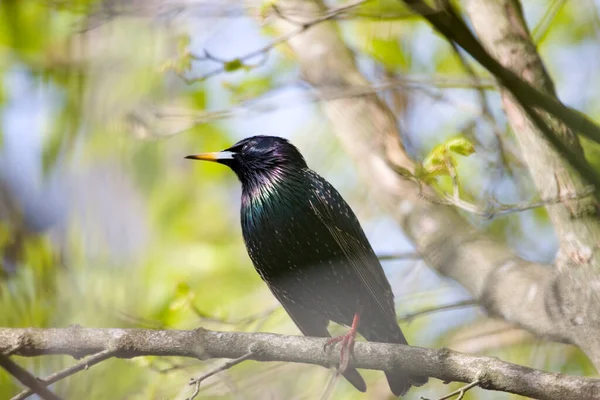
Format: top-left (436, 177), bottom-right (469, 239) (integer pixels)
top-left (186, 136), bottom-right (427, 396)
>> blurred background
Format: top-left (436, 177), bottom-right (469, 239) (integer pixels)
top-left (0, 0), bottom-right (599, 398)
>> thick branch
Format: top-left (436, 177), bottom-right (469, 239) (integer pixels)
top-left (463, 0), bottom-right (600, 371)
top-left (463, 0), bottom-right (600, 264)
top-left (266, 0), bottom-right (600, 369)
top-left (398, 0), bottom-right (600, 182)
top-left (0, 327), bottom-right (598, 400)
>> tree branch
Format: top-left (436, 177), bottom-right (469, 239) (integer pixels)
top-left (398, 0), bottom-right (600, 150)
top-left (461, 0), bottom-right (600, 261)
top-left (186, 351), bottom-right (254, 400)
top-left (398, 300), bottom-right (479, 323)
top-left (266, 0), bottom-right (600, 369)
top-left (0, 354), bottom-right (62, 400)
top-left (397, 1), bottom-right (600, 230)
top-left (0, 327), bottom-right (598, 400)
top-left (422, 176), bottom-right (595, 219)
top-left (183, 0), bottom-right (369, 82)
top-left (432, 379), bottom-right (480, 400)
top-left (11, 349), bottom-right (116, 400)
top-left (462, 0), bottom-right (600, 370)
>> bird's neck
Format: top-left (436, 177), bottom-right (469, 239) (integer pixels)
top-left (240, 167), bottom-right (306, 209)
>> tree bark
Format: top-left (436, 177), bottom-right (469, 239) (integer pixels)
top-left (1, 327), bottom-right (599, 400)
top-left (463, 0), bottom-right (600, 265)
top-left (464, 0), bottom-right (600, 371)
top-left (264, 0), bottom-right (600, 370)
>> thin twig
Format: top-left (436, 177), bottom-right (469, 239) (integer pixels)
top-left (218, 372), bottom-right (248, 400)
top-left (0, 354), bottom-right (63, 400)
top-left (416, 172), bottom-right (595, 219)
top-left (445, 155), bottom-right (461, 200)
top-left (447, 33), bottom-right (520, 175)
top-left (11, 349), bottom-right (116, 400)
top-left (189, 305), bottom-right (280, 327)
top-left (435, 379), bottom-right (480, 400)
top-left (148, 360), bottom-right (195, 374)
top-left (137, 75), bottom-right (495, 137)
top-left (183, 0), bottom-right (371, 82)
top-left (399, 300), bottom-right (479, 323)
top-left (72, 1), bottom-right (438, 24)
top-left (400, 0), bottom-right (600, 198)
top-left (114, 310), bottom-right (165, 329)
top-left (187, 379), bottom-right (201, 400)
top-left (186, 351), bottom-right (255, 400)
top-left (377, 252), bottom-right (421, 261)
top-left (319, 370), bottom-right (342, 400)
top-left (532, 0), bottom-right (569, 44)
top-left (587, 0), bottom-right (600, 43)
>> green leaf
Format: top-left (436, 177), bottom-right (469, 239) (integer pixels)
top-left (390, 165), bottom-right (414, 179)
top-left (175, 282), bottom-right (191, 296)
top-left (176, 33), bottom-right (191, 54)
top-left (422, 136), bottom-right (475, 179)
top-left (446, 136), bottom-right (475, 156)
top-left (423, 143), bottom-right (448, 170)
top-left (368, 37), bottom-right (408, 69)
top-left (176, 54), bottom-right (192, 73)
top-left (224, 58), bottom-right (243, 72)
top-left (259, 0), bottom-right (278, 21)
top-left (423, 163), bottom-right (451, 178)
top-left (222, 76), bottom-right (272, 104)
top-left (0, 223), bottom-right (10, 249)
top-left (42, 129), bottom-right (66, 173)
top-left (414, 164), bottom-right (441, 183)
top-left (188, 88), bottom-right (207, 110)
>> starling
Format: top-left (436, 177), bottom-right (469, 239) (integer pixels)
top-left (186, 136), bottom-right (427, 396)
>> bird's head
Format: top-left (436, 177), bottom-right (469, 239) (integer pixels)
top-left (185, 135), bottom-right (307, 184)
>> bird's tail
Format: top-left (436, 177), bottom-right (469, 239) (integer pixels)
top-left (384, 368), bottom-right (428, 397)
top-left (342, 367), bottom-right (367, 393)
top-left (362, 327), bottom-right (428, 397)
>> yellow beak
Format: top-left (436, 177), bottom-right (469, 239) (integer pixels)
top-left (185, 151), bottom-right (235, 162)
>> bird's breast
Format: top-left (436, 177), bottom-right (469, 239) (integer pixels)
top-left (240, 190), bottom-right (348, 286)
top-left (238, 175), bottom-right (388, 325)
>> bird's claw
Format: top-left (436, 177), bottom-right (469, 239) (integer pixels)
top-left (323, 329), bottom-right (357, 374)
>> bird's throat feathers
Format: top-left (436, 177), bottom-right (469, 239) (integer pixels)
top-left (240, 165), bottom-right (307, 212)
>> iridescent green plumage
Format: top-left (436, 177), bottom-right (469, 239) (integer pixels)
top-left (186, 136), bottom-right (427, 396)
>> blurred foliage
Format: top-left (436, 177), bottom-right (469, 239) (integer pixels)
top-left (223, 75), bottom-right (274, 104)
top-left (418, 135), bottom-right (475, 181)
top-left (0, 0), bottom-right (598, 399)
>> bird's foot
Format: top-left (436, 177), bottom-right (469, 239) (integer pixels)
top-left (323, 328), bottom-right (357, 373)
top-left (323, 312), bottom-right (360, 374)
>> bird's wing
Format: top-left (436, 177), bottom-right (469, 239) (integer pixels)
top-left (307, 172), bottom-right (398, 324)
top-left (271, 286), bottom-right (331, 336)
top-left (272, 288), bottom-right (367, 392)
